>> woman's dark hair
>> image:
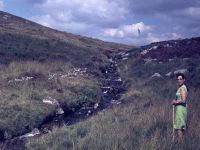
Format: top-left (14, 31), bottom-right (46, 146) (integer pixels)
top-left (176, 73), bottom-right (185, 79)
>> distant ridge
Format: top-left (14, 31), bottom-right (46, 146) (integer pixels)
top-left (140, 37), bottom-right (200, 61)
top-left (0, 11), bottom-right (133, 53)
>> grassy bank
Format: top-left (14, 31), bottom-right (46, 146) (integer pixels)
top-left (0, 60), bottom-right (102, 139)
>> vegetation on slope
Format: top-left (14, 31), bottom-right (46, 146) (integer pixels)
top-left (26, 41), bottom-right (200, 150)
top-left (0, 10), bottom-right (200, 150)
top-left (0, 11), bottom-right (131, 140)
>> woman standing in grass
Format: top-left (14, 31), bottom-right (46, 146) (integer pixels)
top-left (171, 73), bottom-right (188, 143)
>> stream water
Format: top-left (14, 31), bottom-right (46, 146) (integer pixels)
top-left (0, 51), bottom-right (130, 149)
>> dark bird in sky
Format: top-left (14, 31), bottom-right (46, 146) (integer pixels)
top-left (138, 28), bottom-right (141, 35)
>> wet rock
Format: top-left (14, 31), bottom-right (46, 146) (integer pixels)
top-left (87, 110), bottom-right (91, 116)
top-left (94, 103), bottom-right (99, 109)
top-left (20, 128), bottom-right (40, 138)
top-left (56, 108), bottom-right (64, 115)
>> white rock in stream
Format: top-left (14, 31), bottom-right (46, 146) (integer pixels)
top-left (56, 108), bottom-right (64, 115)
top-left (103, 91), bottom-right (108, 94)
top-left (115, 77), bottom-right (122, 82)
top-left (111, 100), bottom-right (121, 104)
top-left (20, 128), bottom-right (40, 138)
top-left (94, 103), bottom-right (99, 109)
top-left (109, 58), bottom-right (114, 62)
top-left (87, 110), bottom-right (91, 116)
top-left (122, 57), bottom-right (128, 60)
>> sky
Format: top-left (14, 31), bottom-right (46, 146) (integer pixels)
top-left (0, 0), bottom-right (200, 46)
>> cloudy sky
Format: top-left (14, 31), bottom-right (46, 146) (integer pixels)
top-left (0, 0), bottom-right (200, 45)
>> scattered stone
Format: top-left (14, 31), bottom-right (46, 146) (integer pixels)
top-left (42, 97), bottom-right (59, 105)
top-left (109, 58), bottom-right (114, 63)
top-left (103, 91), bottom-right (108, 94)
top-left (174, 69), bottom-right (188, 75)
top-left (56, 108), bottom-right (64, 115)
top-left (111, 100), bottom-right (121, 104)
top-left (60, 67), bottom-right (88, 79)
top-left (3, 15), bottom-right (10, 20)
top-left (48, 73), bottom-right (56, 80)
top-left (144, 58), bottom-right (157, 63)
top-left (141, 49), bottom-right (149, 55)
top-left (151, 73), bottom-right (162, 78)
top-left (115, 77), bottom-right (122, 82)
top-left (122, 57), bottom-right (128, 60)
top-left (101, 86), bottom-right (112, 90)
top-left (94, 103), bottom-right (99, 109)
top-left (14, 76), bottom-right (33, 82)
top-left (20, 128), bottom-right (40, 138)
top-left (141, 46), bottom-right (158, 55)
top-left (165, 72), bottom-right (172, 77)
top-left (163, 43), bottom-right (172, 48)
top-left (87, 110), bottom-right (91, 116)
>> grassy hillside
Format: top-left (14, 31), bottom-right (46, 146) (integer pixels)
top-left (26, 39), bottom-right (200, 150)
top-left (0, 11), bottom-right (132, 141)
top-left (0, 10), bottom-right (200, 150)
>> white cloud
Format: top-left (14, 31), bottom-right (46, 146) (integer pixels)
top-left (31, 14), bottom-right (95, 35)
top-left (184, 7), bottom-right (200, 19)
top-left (10, 0), bottom-right (199, 45)
top-left (30, 0), bottom-right (131, 39)
top-left (146, 32), bottom-right (182, 43)
top-left (0, 0), bottom-right (4, 10)
top-left (37, 0), bottom-right (128, 25)
top-left (103, 22), bottom-right (152, 38)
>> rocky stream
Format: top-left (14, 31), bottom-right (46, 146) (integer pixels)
top-left (0, 51), bottom-right (130, 149)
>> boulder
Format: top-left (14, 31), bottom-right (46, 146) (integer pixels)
top-left (151, 73), bottom-right (162, 78)
top-left (174, 69), bottom-right (188, 75)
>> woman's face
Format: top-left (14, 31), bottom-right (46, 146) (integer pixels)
top-left (177, 75), bottom-right (185, 86)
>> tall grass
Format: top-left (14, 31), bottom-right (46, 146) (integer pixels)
top-left (25, 56), bottom-right (200, 150)
top-left (26, 86), bottom-right (200, 150)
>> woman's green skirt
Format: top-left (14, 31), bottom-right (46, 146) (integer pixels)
top-left (174, 105), bottom-right (187, 130)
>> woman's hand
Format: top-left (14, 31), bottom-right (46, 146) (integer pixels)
top-left (171, 99), bottom-right (177, 105)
